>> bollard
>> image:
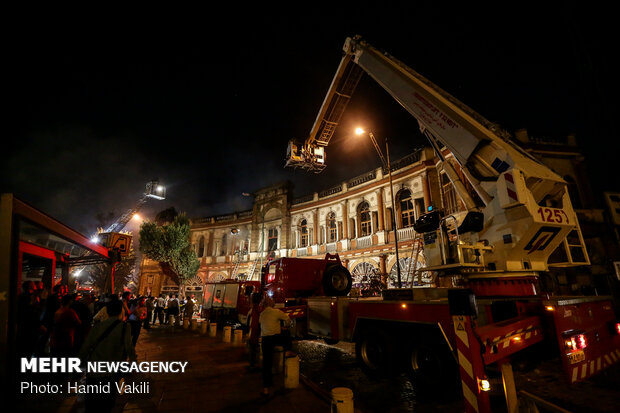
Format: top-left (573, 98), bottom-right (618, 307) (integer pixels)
top-left (233, 329), bottom-right (243, 346)
top-left (209, 322), bottom-right (217, 337)
top-left (273, 346), bottom-right (284, 374)
top-left (284, 355), bottom-right (300, 389)
top-left (200, 320), bottom-right (208, 335)
top-left (331, 387), bottom-right (354, 413)
top-left (222, 326), bottom-right (232, 343)
top-left (191, 319), bottom-right (198, 331)
top-left (183, 318), bottom-right (190, 329)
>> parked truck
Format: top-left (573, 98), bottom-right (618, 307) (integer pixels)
top-left (202, 279), bottom-right (261, 325)
top-left (281, 36), bottom-right (620, 413)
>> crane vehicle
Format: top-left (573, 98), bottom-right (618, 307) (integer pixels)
top-left (283, 36), bottom-right (620, 413)
top-left (77, 180), bottom-right (166, 292)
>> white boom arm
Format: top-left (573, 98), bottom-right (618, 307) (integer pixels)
top-left (288, 36), bottom-right (588, 275)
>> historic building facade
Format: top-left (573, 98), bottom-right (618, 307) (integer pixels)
top-left (138, 131), bottom-right (619, 301)
top-left (186, 146), bottom-right (461, 295)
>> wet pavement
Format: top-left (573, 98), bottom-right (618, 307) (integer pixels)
top-left (13, 322), bottom-right (620, 412)
top-left (15, 322), bottom-right (337, 413)
top-left (295, 339), bottom-right (620, 413)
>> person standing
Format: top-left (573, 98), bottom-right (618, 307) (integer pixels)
top-left (78, 300), bottom-right (137, 413)
top-left (71, 293), bottom-right (93, 356)
top-left (259, 296), bottom-right (291, 396)
top-left (49, 294), bottom-right (82, 357)
top-left (128, 296), bottom-right (147, 346)
top-left (163, 295), bottom-right (170, 324)
top-left (144, 296), bottom-right (155, 330)
top-left (121, 291), bottom-right (132, 321)
top-left (167, 294), bottom-right (179, 324)
top-left (183, 295), bottom-right (196, 321)
top-left (155, 294), bottom-right (166, 325)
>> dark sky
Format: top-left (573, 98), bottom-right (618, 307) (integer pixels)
top-left (4, 4), bottom-right (619, 236)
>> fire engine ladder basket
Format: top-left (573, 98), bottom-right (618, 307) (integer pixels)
top-left (550, 221), bottom-right (590, 267)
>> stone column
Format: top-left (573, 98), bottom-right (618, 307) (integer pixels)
top-left (342, 200), bottom-right (349, 239)
top-left (379, 254), bottom-right (388, 286)
top-left (377, 188), bottom-right (385, 231)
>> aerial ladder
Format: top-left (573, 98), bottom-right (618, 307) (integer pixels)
top-left (285, 36), bottom-right (611, 413)
top-left (73, 180), bottom-right (166, 293)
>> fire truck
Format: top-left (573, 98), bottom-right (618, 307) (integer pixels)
top-left (281, 36), bottom-right (620, 412)
top-left (202, 279), bottom-right (261, 325)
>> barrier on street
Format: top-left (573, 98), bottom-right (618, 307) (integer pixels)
top-left (233, 329), bottom-right (243, 346)
top-left (331, 387), bottom-right (354, 413)
top-left (223, 326), bottom-right (232, 342)
top-left (284, 355), bottom-right (299, 389)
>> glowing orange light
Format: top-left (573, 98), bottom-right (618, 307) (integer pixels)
top-left (401, 303), bottom-right (407, 309)
top-left (545, 306), bottom-right (554, 311)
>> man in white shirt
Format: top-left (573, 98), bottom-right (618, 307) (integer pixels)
top-left (259, 296), bottom-right (291, 395)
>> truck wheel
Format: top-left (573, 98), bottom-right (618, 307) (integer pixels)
top-left (322, 264), bottom-right (352, 296)
top-left (355, 327), bottom-right (394, 378)
top-left (406, 339), bottom-right (458, 394)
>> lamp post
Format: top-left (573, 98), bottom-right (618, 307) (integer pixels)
top-left (355, 128), bottom-right (402, 288)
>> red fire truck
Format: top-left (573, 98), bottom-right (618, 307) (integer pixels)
top-left (279, 36), bottom-right (620, 412)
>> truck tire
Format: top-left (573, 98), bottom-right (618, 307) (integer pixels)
top-left (405, 338), bottom-right (458, 395)
top-left (322, 264), bottom-right (352, 296)
top-left (355, 327), bottom-right (395, 378)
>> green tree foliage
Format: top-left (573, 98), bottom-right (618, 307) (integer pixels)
top-left (139, 212), bottom-right (199, 283)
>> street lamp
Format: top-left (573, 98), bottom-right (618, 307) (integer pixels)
top-left (355, 127), bottom-right (402, 288)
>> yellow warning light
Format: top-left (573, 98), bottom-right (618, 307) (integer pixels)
top-left (545, 306), bottom-right (554, 311)
top-left (401, 303), bottom-right (407, 309)
top-left (512, 336), bottom-right (522, 342)
top-left (478, 378), bottom-right (491, 392)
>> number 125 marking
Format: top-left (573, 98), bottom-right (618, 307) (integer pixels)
top-left (537, 207), bottom-right (569, 224)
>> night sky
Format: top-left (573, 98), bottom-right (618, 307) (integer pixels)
top-left (4, 4), bottom-right (619, 237)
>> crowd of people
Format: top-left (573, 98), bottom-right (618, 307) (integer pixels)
top-left (17, 281), bottom-right (292, 403)
top-left (16, 281), bottom-right (199, 360)
top-left (16, 282), bottom-right (201, 411)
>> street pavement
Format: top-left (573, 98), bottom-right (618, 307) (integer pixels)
top-left (16, 320), bottom-right (346, 413)
top-left (120, 321), bottom-right (337, 413)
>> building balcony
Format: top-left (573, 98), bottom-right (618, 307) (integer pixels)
top-left (356, 235), bottom-right (373, 249)
top-left (397, 226), bottom-right (416, 241)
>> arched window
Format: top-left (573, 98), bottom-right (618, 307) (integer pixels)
top-left (358, 202), bottom-right (371, 237)
top-left (300, 219), bottom-right (308, 247)
top-left (398, 189), bottom-right (415, 228)
top-left (198, 236), bottom-right (205, 257)
top-left (351, 262), bottom-right (378, 288)
top-left (327, 212), bottom-right (337, 242)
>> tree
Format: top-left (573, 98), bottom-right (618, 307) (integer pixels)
top-left (139, 212), bottom-right (200, 284)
